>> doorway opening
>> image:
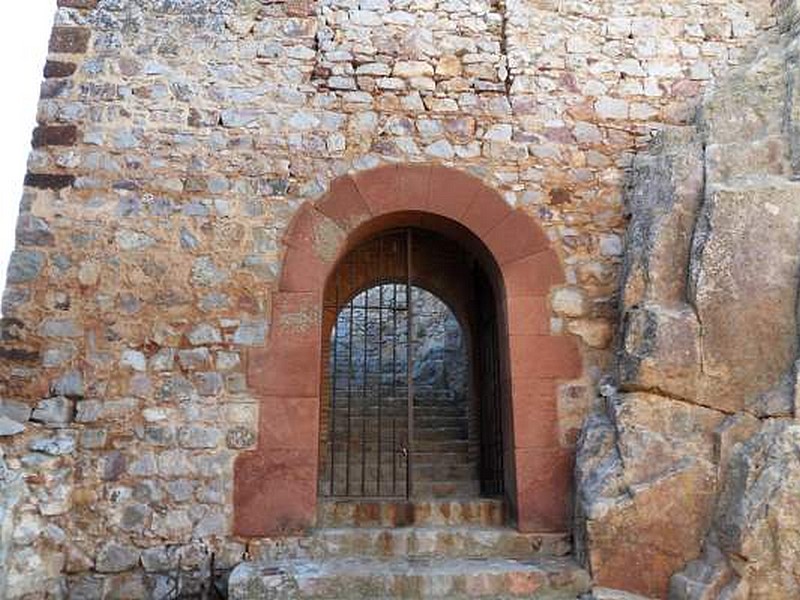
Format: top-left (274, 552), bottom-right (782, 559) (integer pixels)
top-left (318, 225), bottom-right (507, 501)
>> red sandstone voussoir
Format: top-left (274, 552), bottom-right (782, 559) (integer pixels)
top-left (426, 165), bottom-right (483, 221)
top-left (459, 187), bottom-right (512, 238)
top-left (316, 174), bottom-right (373, 234)
top-left (397, 163), bottom-right (433, 208)
top-left (484, 209), bottom-right (550, 266)
top-left (503, 249), bottom-right (566, 298)
top-left (352, 164), bottom-right (401, 215)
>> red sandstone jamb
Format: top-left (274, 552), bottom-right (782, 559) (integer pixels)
top-left (506, 296), bottom-right (550, 335)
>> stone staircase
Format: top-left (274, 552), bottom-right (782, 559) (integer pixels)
top-left (320, 389), bottom-right (481, 498)
top-left (228, 499), bottom-right (592, 599)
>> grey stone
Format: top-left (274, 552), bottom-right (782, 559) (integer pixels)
top-left (31, 396), bottom-right (72, 425)
top-left (424, 139), bottom-right (454, 159)
top-left (16, 215), bottom-right (54, 246)
top-left (191, 256), bottom-right (227, 287)
top-left (39, 318), bottom-right (83, 338)
top-left (194, 510), bottom-right (226, 537)
top-left (120, 349), bottom-right (147, 371)
top-left (141, 546), bottom-right (177, 572)
top-left (129, 452), bottom-right (157, 476)
top-left (193, 372), bottom-right (224, 396)
top-left (29, 435), bottom-right (76, 455)
top-left (0, 415), bottom-right (25, 436)
top-left (149, 348), bottom-right (175, 371)
top-left (226, 426), bottom-right (256, 449)
top-left (120, 503), bottom-right (152, 532)
top-left (50, 369), bottom-right (84, 398)
top-left (177, 347), bottom-right (211, 370)
top-left (233, 319), bottom-right (267, 346)
top-left (80, 428), bottom-right (107, 449)
top-left (116, 229), bottom-right (156, 251)
top-left (216, 351), bottom-right (240, 371)
top-left (0, 399), bottom-right (31, 423)
top-left (151, 509), bottom-right (192, 538)
top-left (178, 425), bottom-right (222, 449)
top-left (102, 450), bottom-right (126, 481)
top-left (187, 323), bottom-right (222, 345)
top-left (165, 479), bottom-right (195, 502)
top-left (6, 250), bottom-right (45, 283)
top-left (144, 425), bottom-right (176, 446)
top-left (96, 542), bottom-right (140, 573)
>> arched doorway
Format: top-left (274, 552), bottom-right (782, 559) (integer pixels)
top-left (318, 226), bottom-right (506, 501)
top-left (234, 164), bottom-right (581, 537)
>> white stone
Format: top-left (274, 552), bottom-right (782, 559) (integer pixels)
top-left (424, 139), bottom-right (455, 159)
top-left (595, 97), bottom-right (628, 120)
top-left (551, 287), bottom-right (588, 318)
top-left (393, 61), bottom-right (434, 79)
top-left (121, 349), bottom-right (147, 372)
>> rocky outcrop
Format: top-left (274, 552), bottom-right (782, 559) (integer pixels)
top-left (671, 421), bottom-right (800, 599)
top-left (576, 11), bottom-right (800, 599)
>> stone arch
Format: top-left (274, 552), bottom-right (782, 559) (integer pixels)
top-left (234, 164), bottom-right (581, 536)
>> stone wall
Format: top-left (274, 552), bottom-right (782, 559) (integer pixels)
top-left (0, 0), bottom-right (780, 596)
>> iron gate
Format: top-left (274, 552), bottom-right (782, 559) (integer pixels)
top-left (319, 227), bottom-right (505, 499)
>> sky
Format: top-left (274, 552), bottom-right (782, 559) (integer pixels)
top-left (0, 3), bottom-right (56, 292)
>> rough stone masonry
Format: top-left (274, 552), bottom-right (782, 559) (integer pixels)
top-left (0, 0), bottom-right (799, 598)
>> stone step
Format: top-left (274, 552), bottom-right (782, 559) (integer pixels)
top-left (228, 556), bottom-right (591, 599)
top-left (326, 415), bottom-right (470, 427)
top-left (317, 499), bottom-right (505, 528)
top-left (321, 482), bottom-right (481, 500)
top-left (323, 462), bottom-right (477, 478)
top-left (248, 527), bottom-right (572, 562)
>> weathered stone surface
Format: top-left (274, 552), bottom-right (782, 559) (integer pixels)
top-left (29, 435), bottom-right (76, 456)
top-left (6, 251), bottom-right (45, 284)
top-left (671, 422), bottom-right (800, 599)
top-left (577, 394), bottom-right (725, 598)
top-left (96, 542), bottom-right (140, 573)
top-left (688, 183), bottom-right (800, 412)
top-left (0, 416), bottom-right (25, 436)
top-left (0, 400), bottom-right (30, 425)
top-left (30, 396), bottom-right (72, 425)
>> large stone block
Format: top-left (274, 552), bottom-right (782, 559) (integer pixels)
top-left (577, 394), bottom-right (726, 598)
top-left (689, 183), bottom-right (800, 412)
top-left (671, 421), bottom-right (800, 599)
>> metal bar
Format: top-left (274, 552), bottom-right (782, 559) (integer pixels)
top-left (377, 239), bottom-right (384, 496)
top-left (392, 279), bottom-right (398, 496)
top-left (361, 282), bottom-right (368, 496)
top-left (392, 417), bottom-right (397, 496)
top-left (406, 228), bottom-right (414, 499)
top-left (345, 258), bottom-right (354, 496)
top-left (329, 267), bottom-right (340, 496)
